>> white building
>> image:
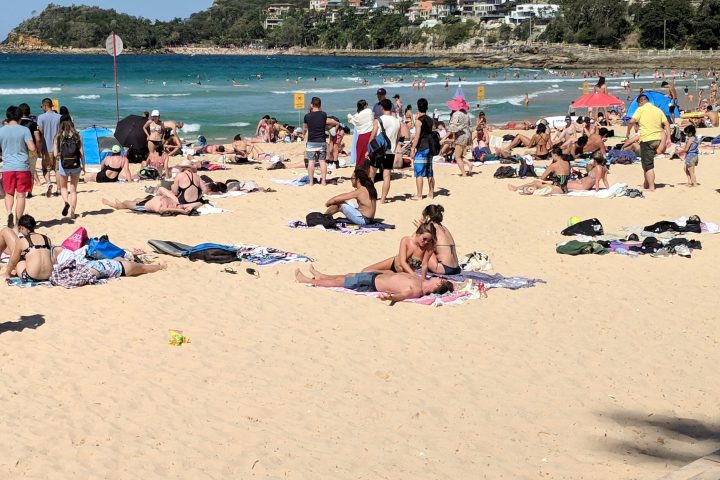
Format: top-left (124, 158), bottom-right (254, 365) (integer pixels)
top-left (504, 3), bottom-right (559, 24)
top-left (458, 0), bottom-right (509, 21)
top-left (264, 3), bottom-right (294, 29)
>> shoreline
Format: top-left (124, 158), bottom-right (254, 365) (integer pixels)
top-left (3, 43), bottom-right (720, 69)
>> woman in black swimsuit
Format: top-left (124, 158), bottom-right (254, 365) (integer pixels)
top-left (362, 222), bottom-right (436, 278)
top-left (88, 146), bottom-right (131, 183)
top-left (1, 215), bottom-right (54, 282)
top-left (169, 160), bottom-right (204, 205)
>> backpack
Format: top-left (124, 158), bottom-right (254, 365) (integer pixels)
top-left (428, 130), bottom-right (441, 157)
top-left (368, 118), bottom-right (391, 158)
top-left (493, 166), bottom-right (516, 178)
top-left (306, 212), bottom-right (337, 229)
top-left (561, 218), bottom-right (604, 237)
top-left (138, 167), bottom-right (160, 180)
top-left (59, 134), bottom-right (81, 170)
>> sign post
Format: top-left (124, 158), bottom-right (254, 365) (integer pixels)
top-left (105, 32), bottom-right (124, 123)
top-left (476, 85), bottom-right (485, 101)
top-left (583, 81), bottom-right (589, 95)
top-left (294, 92), bottom-right (305, 130)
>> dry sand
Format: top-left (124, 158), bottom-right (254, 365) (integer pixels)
top-left (2, 131), bottom-right (720, 479)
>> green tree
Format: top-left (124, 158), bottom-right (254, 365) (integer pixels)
top-left (692, 0), bottom-right (720, 49)
top-left (636, 0), bottom-right (695, 49)
top-left (540, 0), bottom-right (630, 48)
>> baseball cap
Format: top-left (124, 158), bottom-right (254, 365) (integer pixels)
top-left (151, 109), bottom-right (160, 117)
top-left (392, 94), bottom-right (400, 99)
top-left (112, 145), bottom-right (121, 153)
top-left (376, 88), bottom-right (387, 96)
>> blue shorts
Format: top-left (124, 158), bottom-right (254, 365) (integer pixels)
top-left (340, 202), bottom-right (368, 226)
top-left (413, 149), bottom-right (433, 178)
top-left (343, 272), bottom-right (380, 292)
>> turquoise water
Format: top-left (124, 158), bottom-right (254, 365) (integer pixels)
top-left (0, 53), bottom-right (689, 141)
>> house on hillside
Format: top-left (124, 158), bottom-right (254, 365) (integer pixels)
top-left (458, 0), bottom-right (510, 22)
top-left (264, 3), bottom-right (294, 29)
top-left (504, 3), bottom-right (559, 24)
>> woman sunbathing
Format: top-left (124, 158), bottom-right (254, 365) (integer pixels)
top-left (362, 222), bottom-right (436, 279)
top-left (508, 148), bottom-right (572, 195)
top-left (1, 215), bottom-right (54, 281)
top-left (567, 152), bottom-right (609, 192)
top-left (414, 204), bottom-right (461, 275)
top-left (497, 123), bottom-right (552, 159)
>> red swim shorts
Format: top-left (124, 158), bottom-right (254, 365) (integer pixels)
top-left (2, 171), bottom-right (32, 195)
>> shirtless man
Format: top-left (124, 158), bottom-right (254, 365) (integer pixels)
top-left (295, 265), bottom-right (454, 303)
top-left (232, 134), bottom-right (263, 162)
top-left (583, 127), bottom-right (610, 155)
top-left (324, 169), bottom-right (377, 226)
top-left (552, 116), bottom-right (576, 147)
top-left (705, 105), bottom-right (719, 127)
top-left (661, 81), bottom-right (678, 122)
top-left (163, 129), bottom-right (182, 156)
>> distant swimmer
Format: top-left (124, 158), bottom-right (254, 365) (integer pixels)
top-left (524, 93), bottom-right (530, 107)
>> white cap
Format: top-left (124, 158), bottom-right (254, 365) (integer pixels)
top-left (151, 109), bottom-right (160, 117)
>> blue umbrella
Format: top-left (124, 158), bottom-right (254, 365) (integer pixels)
top-left (624, 90), bottom-right (672, 121)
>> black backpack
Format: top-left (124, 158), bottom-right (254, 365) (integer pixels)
top-left (428, 130), bottom-right (441, 157)
top-left (493, 166), bottom-right (516, 178)
top-left (306, 212), bottom-right (337, 229)
top-left (561, 218), bottom-right (604, 237)
top-left (60, 135), bottom-right (81, 170)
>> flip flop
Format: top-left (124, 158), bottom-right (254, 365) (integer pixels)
top-left (246, 268), bottom-right (259, 278)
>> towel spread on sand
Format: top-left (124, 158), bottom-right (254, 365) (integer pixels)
top-left (150, 240), bottom-right (311, 266)
top-left (318, 286), bottom-right (476, 307)
top-left (436, 271), bottom-right (545, 290)
top-left (205, 191), bottom-right (248, 198)
top-left (234, 244), bottom-right (311, 266)
top-left (562, 183), bottom-right (628, 198)
top-left (5, 278), bottom-right (52, 288)
top-left (287, 220), bottom-right (395, 235)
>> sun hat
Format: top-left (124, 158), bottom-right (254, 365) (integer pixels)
top-left (151, 109), bottom-right (160, 117)
top-left (376, 88), bottom-right (387, 96)
top-left (447, 96), bottom-right (469, 111)
top-left (112, 145), bottom-right (121, 153)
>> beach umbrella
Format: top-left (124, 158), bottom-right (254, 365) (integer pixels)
top-left (114, 114), bottom-right (148, 150)
top-left (624, 90), bottom-right (672, 120)
top-left (572, 92), bottom-right (624, 108)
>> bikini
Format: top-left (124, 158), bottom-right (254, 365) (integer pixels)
top-left (96, 162), bottom-right (123, 183)
top-left (390, 256), bottom-right (422, 273)
top-left (436, 225), bottom-right (462, 275)
top-left (176, 172), bottom-right (202, 205)
top-left (19, 233), bottom-right (51, 282)
top-left (552, 174), bottom-right (570, 194)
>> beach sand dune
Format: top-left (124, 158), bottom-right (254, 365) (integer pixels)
top-left (2, 132), bottom-right (719, 479)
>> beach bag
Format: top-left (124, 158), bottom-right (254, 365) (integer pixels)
top-left (86, 235), bottom-right (125, 260)
top-left (460, 252), bottom-right (493, 272)
top-left (493, 166), bottom-right (515, 179)
top-left (138, 167), bottom-right (160, 180)
top-left (518, 163), bottom-right (536, 177)
top-left (61, 227), bottom-right (88, 251)
top-left (59, 135), bottom-right (81, 170)
top-left (561, 218), bottom-right (604, 237)
top-left (306, 212), bottom-right (337, 229)
top-left (368, 119), bottom-right (391, 158)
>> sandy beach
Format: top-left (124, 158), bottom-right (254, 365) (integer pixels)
top-left (2, 128), bottom-right (720, 479)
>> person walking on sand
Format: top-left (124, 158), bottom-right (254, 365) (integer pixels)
top-left (37, 97), bottom-right (61, 197)
top-left (410, 98), bottom-right (435, 200)
top-left (347, 99), bottom-right (373, 170)
top-left (0, 106), bottom-right (36, 228)
top-left (446, 96), bottom-right (472, 176)
top-left (303, 96), bottom-right (338, 186)
top-left (367, 99), bottom-right (400, 203)
top-left (54, 119), bottom-right (85, 219)
top-left (295, 265), bottom-right (453, 303)
top-left (626, 94), bottom-right (670, 192)
top-left (18, 103), bottom-right (42, 192)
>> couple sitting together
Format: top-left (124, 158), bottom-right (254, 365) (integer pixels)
top-left (102, 160), bottom-right (204, 215)
top-left (295, 205), bottom-right (459, 302)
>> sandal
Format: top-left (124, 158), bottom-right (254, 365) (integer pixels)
top-left (246, 268), bottom-right (259, 278)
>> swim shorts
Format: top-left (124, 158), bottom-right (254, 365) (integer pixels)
top-left (640, 140), bottom-right (661, 172)
top-left (685, 153), bottom-right (698, 167)
top-left (2, 171), bottom-right (32, 195)
top-left (343, 272), bottom-right (380, 292)
top-left (85, 259), bottom-right (125, 279)
top-left (305, 142), bottom-right (327, 166)
top-left (413, 149), bottom-right (433, 178)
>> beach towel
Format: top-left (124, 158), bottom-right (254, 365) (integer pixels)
top-left (287, 220), bottom-right (395, 235)
top-left (149, 240), bottom-right (311, 266)
top-left (316, 286), bottom-right (476, 307)
top-left (5, 277), bottom-right (52, 288)
top-left (563, 183), bottom-right (628, 198)
top-left (205, 191), bottom-right (248, 198)
top-left (435, 271), bottom-right (545, 290)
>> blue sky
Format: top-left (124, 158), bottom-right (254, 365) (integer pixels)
top-left (1, 1), bottom-right (214, 41)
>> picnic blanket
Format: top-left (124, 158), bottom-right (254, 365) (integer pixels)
top-left (5, 277), bottom-right (52, 288)
top-left (288, 220), bottom-right (395, 235)
top-left (271, 175), bottom-right (343, 187)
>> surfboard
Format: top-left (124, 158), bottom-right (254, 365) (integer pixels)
top-left (148, 240), bottom-right (191, 257)
top-left (681, 112), bottom-right (705, 119)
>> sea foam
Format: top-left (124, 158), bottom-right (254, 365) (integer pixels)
top-left (0, 87), bottom-right (61, 95)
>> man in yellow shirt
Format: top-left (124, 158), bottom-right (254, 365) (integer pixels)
top-left (626, 94), bottom-right (670, 192)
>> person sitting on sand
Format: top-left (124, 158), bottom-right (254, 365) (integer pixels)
top-left (362, 222), bottom-right (436, 279)
top-left (324, 169), bottom-right (377, 226)
top-left (414, 204), bottom-right (461, 275)
top-left (567, 152), bottom-right (609, 192)
top-left (255, 115), bottom-right (270, 141)
top-left (621, 124), bottom-right (640, 155)
top-left (142, 143), bottom-right (170, 179)
top-left (163, 128), bottom-right (182, 156)
top-left (295, 265), bottom-right (454, 303)
top-left (508, 148), bottom-right (572, 195)
top-left (562, 135), bottom-right (588, 158)
top-left (582, 127), bottom-right (610, 156)
top-left (1, 214), bottom-right (53, 281)
top-left (705, 105), bottom-right (719, 127)
top-left (163, 160), bottom-right (204, 208)
top-left (232, 134), bottom-right (263, 162)
top-left (552, 116), bottom-right (576, 147)
top-left (87, 145), bottom-right (132, 183)
top-left (498, 123), bottom-right (552, 159)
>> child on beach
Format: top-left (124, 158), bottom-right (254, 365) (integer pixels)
top-left (676, 125), bottom-right (700, 187)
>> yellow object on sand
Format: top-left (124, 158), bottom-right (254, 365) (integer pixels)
top-left (568, 216), bottom-right (581, 226)
top-left (681, 112), bottom-right (705, 119)
top-left (168, 329), bottom-right (190, 346)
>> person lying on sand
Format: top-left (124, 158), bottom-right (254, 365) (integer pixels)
top-left (567, 152), bottom-right (609, 192)
top-left (363, 221), bottom-right (436, 278)
top-left (102, 189), bottom-right (198, 216)
top-left (295, 265), bottom-right (453, 303)
top-left (499, 120), bottom-right (534, 130)
top-left (202, 177), bottom-right (275, 194)
top-left (190, 144), bottom-right (226, 156)
top-left (324, 169), bottom-right (377, 226)
top-left (508, 148), bottom-right (572, 195)
top-left (497, 123), bottom-right (552, 159)
top-left (54, 246), bottom-right (166, 280)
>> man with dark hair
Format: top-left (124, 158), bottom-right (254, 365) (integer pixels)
top-left (0, 106), bottom-right (36, 228)
top-left (660, 80), bottom-right (678, 122)
top-left (324, 169), bottom-right (377, 226)
top-left (368, 98), bottom-right (400, 203)
top-left (18, 103), bottom-right (42, 190)
top-left (373, 88), bottom-right (396, 119)
top-left (295, 265), bottom-right (454, 303)
top-left (302, 96), bottom-right (337, 186)
top-left (627, 94), bottom-right (670, 191)
top-left (36, 97), bottom-right (61, 196)
top-left (410, 97), bottom-right (436, 200)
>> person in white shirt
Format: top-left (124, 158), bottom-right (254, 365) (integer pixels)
top-left (347, 99), bottom-right (374, 170)
top-left (367, 99), bottom-right (400, 203)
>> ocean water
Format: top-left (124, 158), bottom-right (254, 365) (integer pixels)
top-left (0, 53), bottom-right (695, 141)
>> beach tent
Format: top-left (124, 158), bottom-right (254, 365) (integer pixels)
top-left (624, 91), bottom-right (672, 121)
top-left (80, 127), bottom-right (117, 165)
top-left (572, 92), bottom-right (624, 108)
